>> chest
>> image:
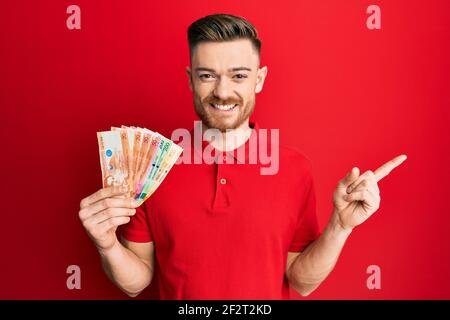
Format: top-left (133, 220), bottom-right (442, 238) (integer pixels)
top-left (148, 163), bottom-right (302, 258)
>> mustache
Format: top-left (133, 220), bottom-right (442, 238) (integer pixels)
top-left (203, 96), bottom-right (242, 106)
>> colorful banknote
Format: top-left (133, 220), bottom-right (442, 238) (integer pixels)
top-left (97, 126), bottom-right (183, 205)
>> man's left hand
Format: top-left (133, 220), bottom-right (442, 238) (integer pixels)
top-left (333, 154), bottom-right (407, 231)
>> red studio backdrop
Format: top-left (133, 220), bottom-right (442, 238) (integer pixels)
top-left (1, 0), bottom-right (449, 299)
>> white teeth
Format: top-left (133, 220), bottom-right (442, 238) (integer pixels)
top-left (213, 104), bottom-right (237, 111)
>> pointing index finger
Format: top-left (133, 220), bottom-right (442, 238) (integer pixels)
top-left (374, 154), bottom-right (407, 182)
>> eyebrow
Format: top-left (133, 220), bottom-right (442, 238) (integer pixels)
top-left (195, 67), bottom-right (252, 73)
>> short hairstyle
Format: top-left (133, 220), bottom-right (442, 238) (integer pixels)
top-left (187, 14), bottom-right (262, 58)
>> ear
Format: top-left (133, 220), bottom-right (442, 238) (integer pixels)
top-left (186, 66), bottom-right (193, 92)
top-left (255, 66), bottom-right (268, 94)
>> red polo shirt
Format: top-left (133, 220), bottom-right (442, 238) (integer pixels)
top-left (121, 122), bottom-right (320, 299)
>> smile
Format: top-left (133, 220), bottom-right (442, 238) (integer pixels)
top-left (209, 103), bottom-right (239, 111)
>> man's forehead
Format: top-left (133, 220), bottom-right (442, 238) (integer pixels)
top-left (191, 39), bottom-right (259, 70)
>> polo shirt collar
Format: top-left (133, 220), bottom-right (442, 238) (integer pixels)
top-left (191, 121), bottom-right (259, 164)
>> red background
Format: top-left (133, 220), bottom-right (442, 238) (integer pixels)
top-left (1, 0), bottom-right (449, 299)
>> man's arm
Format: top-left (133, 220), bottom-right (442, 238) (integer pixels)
top-left (286, 213), bottom-right (351, 296)
top-left (286, 155), bottom-right (407, 296)
top-left (99, 239), bottom-right (155, 297)
top-left (79, 186), bottom-right (155, 297)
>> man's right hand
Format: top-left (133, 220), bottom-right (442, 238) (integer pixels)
top-left (79, 186), bottom-right (139, 252)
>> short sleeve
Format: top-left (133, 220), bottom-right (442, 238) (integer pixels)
top-left (288, 165), bottom-right (321, 252)
top-left (120, 201), bottom-right (153, 243)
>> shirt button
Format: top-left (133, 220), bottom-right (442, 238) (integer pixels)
top-left (220, 178), bottom-right (227, 185)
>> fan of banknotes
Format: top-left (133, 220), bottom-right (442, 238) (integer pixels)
top-left (97, 126), bottom-right (183, 206)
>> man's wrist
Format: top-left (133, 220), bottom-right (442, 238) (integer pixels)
top-left (97, 239), bottom-right (122, 258)
top-left (329, 210), bottom-right (353, 237)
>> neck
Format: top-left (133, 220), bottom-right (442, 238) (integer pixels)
top-left (201, 119), bottom-right (252, 152)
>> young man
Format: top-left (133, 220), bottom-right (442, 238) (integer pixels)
top-left (78, 14), bottom-right (406, 299)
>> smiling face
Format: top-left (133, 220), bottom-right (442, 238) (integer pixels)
top-left (186, 39), bottom-right (268, 132)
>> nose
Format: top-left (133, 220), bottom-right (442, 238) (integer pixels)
top-left (213, 77), bottom-right (233, 102)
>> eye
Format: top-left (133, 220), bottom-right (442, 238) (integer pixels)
top-left (199, 74), bottom-right (215, 79)
top-left (233, 74), bottom-right (248, 79)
